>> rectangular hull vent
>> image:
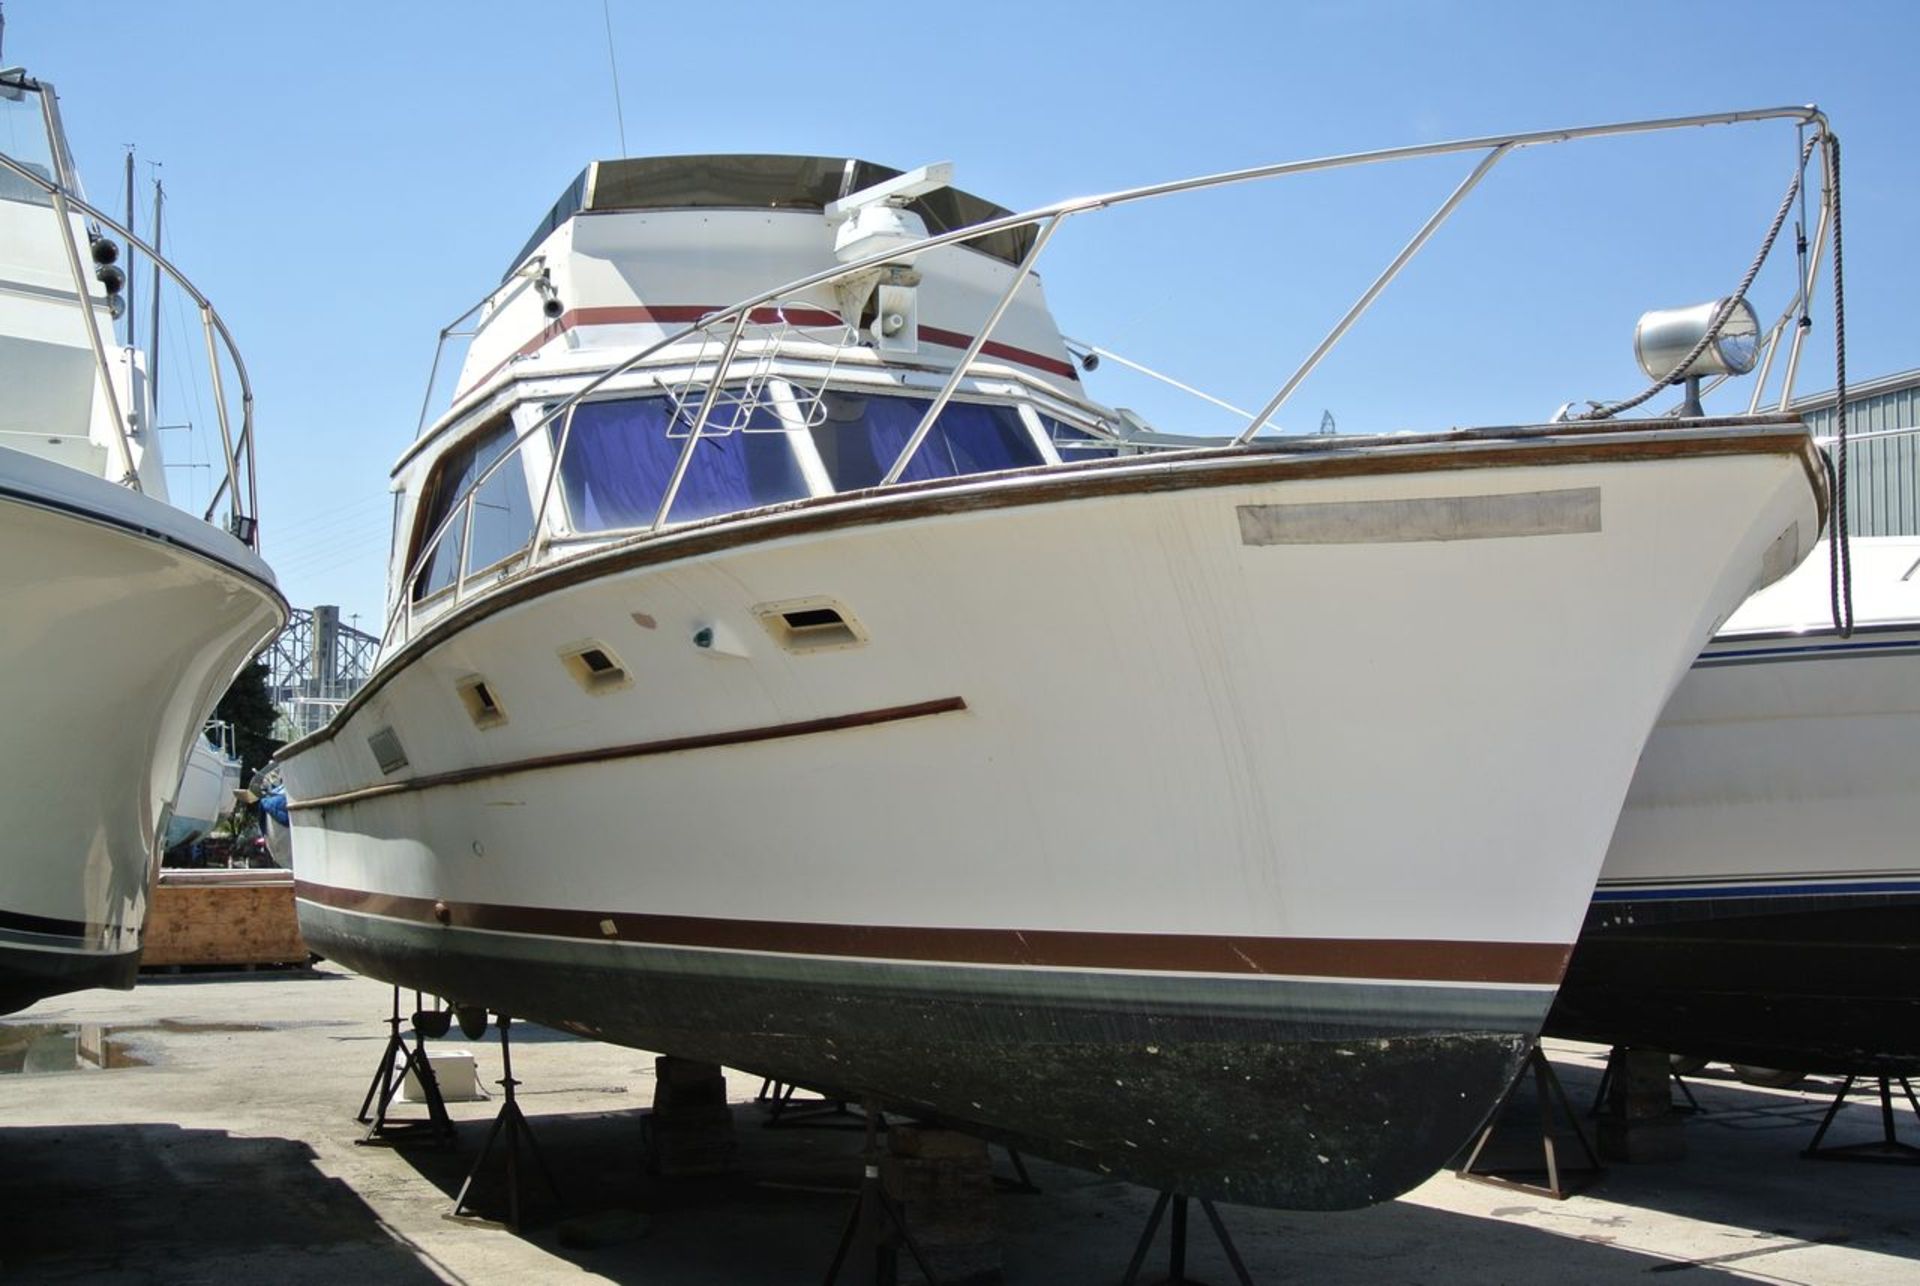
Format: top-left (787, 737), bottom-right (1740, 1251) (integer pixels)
top-left (754, 598), bottom-right (868, 653)
top-left (561, 642), bottom-right (633, 692)
top-left (456, 675), bottom-right (507, 729)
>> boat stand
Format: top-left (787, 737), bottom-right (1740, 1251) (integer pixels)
top-left (450, 1015), bottom-right (561, 1230)
top-left (356, 985), bottom-right (454, 1149)
top-left (1588, 1046), bottom-right (1703, 1117)
top-left (763, 1079), bottom-right (871, 1131)
top-left (992, 1146), bottom-right (1041, 1194)
top-left (1803, 1074), bottom-right (1920, 1165)
top-left (822, 1099), bottom-right (940, 1286)
top-left (1456, 1045), bottom-right (1603, 1200)
top-left (1119, 1191), bottom-right (1254, 1286)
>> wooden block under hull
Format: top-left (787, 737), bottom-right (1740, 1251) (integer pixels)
top-left (142, 872), bottom-right (308, 968)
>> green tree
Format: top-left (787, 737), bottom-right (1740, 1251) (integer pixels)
top-left (214, 658), bottom-right (282, 783)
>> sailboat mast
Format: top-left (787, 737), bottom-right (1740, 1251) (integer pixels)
top-left (123, 149), bottom-right (136, 350)
top-left (148, 179), bottom-right (164, 413)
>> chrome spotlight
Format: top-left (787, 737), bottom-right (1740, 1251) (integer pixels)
top-left (1634, 297), bottom-right (1760, 382)
top-left (1633, 297), bottom-right (1760, 418)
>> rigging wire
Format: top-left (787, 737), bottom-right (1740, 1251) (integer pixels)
top-left (271, 524), bottom-right (393, 572)
top-left (269, 491), bottom-right (391, 540)
top-left (272, 531), bottom-right (394, 581)
top-left (602, 0), bottom-right (629, 159)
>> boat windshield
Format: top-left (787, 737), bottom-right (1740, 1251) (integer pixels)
top-left (0, 82), bottom-right (59, 208)
top-left (550, 388), bottom-right (1046, 533)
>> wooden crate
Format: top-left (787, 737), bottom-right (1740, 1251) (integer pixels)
top-left (143, 869), bottom-right (308, 968)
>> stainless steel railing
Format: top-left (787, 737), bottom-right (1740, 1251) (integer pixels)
top-left (0, 74), bottom-right (261, 546)
top-left (383, 104), bottom-right (1837, 653)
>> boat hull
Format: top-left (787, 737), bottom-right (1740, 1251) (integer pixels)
top-left (0, 448), bottom-right (285, 1014)
top-left (303, 894), bottom-right (1532, 1207)
top-left (163, 736), bottom-right (242, 851)
top-left (284, 431), bottom-right (1820, 1208)
top-left (1548, 598), bottom-right (1920, 1074)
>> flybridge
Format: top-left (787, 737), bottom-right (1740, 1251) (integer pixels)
top-left (439, 153), bottom-right (1082, 422)
top-left (503, 154), bottom-right (1038, 281)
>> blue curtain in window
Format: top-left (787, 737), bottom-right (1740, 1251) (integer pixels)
top-left (1047, 418), bottom-right (1119, 460)
top-left (557, 398), bottom-right (677, 530)
top-left (810, 394), bottom-right (1043, 491)
top-left (557, 396), bottom-right (811, 531)
top-left (929, 401), bottom-right (1045, 475)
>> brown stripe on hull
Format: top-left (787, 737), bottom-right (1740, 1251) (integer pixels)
top-left (294, 879), bottom-right (1571, 986)
top-left (290, 697), bottom-right (967, 811)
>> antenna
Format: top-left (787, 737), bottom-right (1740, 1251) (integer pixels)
top-left (148, 173), bottom-right (164, 411)
top-left (601, 0), bottom-right (628, 158)
top-left (1319, 409), bottom-right (1337, 436)
top-left (123, 147), bottom-right (136, 350)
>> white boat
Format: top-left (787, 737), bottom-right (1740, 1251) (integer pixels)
top-left (164, 723), bottom-right (244, 852)
top-left (0, 68), bottom-right (286, 1013)
top-left (280, 114), bottom-right (1838, 1209)
top-left (1549, 535), bottom-right (1920, 1073)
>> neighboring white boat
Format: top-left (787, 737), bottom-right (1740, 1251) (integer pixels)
top-left (280, 113), bottom-right (1838, 1209)
top-left (1550, 535), bottom-right (1920, 1073)
top-left (0, 68), bottom-right (285, 1013)
top-left (164, 723), bottom-right (244, 852)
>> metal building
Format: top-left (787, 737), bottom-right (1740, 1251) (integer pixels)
top-left (265, 606), bottom-right (379, 741)
top-left (1795, 368), bottom-right (1920, 535)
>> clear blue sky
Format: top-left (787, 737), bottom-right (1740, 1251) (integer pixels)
top-left (9, 1), bottom-right (1917, 623)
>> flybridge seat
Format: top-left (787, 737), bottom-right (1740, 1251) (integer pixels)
top-left (503, 154), bottom-right (1040, 281)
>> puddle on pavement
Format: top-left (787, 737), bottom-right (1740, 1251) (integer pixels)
top-left (140, 1019), bottom-right (268, 1036)
top-left (0, 1023), bottom-right (150, 1074)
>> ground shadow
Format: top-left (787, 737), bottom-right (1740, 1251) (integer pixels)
top-left (137, 964), bottom-right (338, 989)
top-left (0, 1122), bottom-right (451, 1283)
top-left (376, 1096), bottom-right (1732, 1283)
top-left (1459, 1051), bottom-right (1920, 1273)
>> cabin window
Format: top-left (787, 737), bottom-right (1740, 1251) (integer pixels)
top-left (552, 394), bottom-right (811, 531)
top-left (409, 418), bottom-right (534, 600)
top-left (1045, 418), bottom-right (1120, 461)
top-left (807, 392), bottom-right (1044, 491)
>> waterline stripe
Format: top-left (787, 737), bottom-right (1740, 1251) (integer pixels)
top-left (293, 879), bottom-right (1570, 986)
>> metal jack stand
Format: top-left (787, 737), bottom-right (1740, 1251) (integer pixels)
top-left (1120, 1192), bottom-right (1254, 1286)
top-left (1804, 1074), bottom-right (1920, 1165)
top-left (823, 1099), bottom-right (940, 1286)
top-left (1456, 1045), bottom-right (1603, 1200)
top-left (765, 1079), bottom-right (872, 1131)
top-left (451, 1015), bottom-right (561, 1230)
top-left (992, 1146), bottom-right (1041, 1194)
top-left (357, 985), bottom-right (454, 1148)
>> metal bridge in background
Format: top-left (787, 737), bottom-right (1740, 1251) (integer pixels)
top-left (267, 605), bottom-right (378, 741)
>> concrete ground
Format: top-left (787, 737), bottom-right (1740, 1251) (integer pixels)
top-left (1, 963), bottom-right (1916, 1284)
